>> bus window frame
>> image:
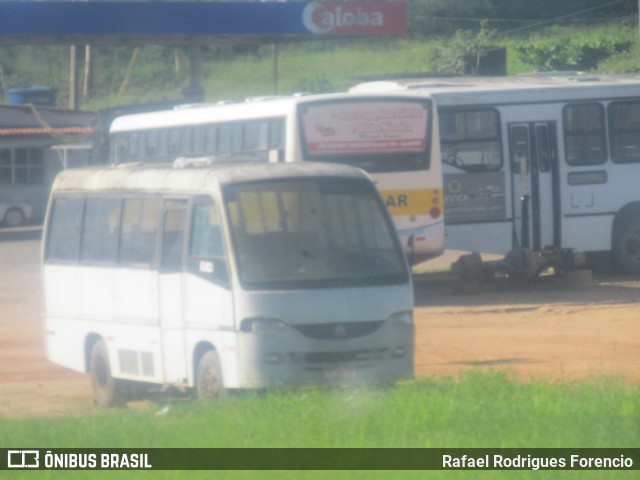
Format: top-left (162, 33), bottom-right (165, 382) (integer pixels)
top-left (223, 176), bottom-right (409, 291)
top-left (186, 197), bottom-right (230, 287)
top-left (562, 102), bottom-right (608, 167)
top-left (80, 196), bottom-right (122, 264)
top-left (439, 106), bottom-right (503, 173)
top-left (608, 99), bottom-right (640, 164)
top-left (45, 195), bottom-right (85, 263)
top-left (118, 196), bottom-right (162, 268)
top-left (159, 199), bottom-right (189, 274)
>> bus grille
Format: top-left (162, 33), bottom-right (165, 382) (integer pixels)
top-left (293, 321), bottom-right (384, 340)
top-left (293, 348), bottom-right (388, 368)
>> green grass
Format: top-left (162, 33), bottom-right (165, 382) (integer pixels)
top-left (1, 371), bottom-right (638, 479)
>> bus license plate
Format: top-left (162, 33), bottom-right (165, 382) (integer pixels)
top-left (323, 367), bottom-right (358, 380)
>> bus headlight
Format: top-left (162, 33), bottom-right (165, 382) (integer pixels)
top-left (240, 317), bottom-right (286, 333)
top-left (389, 311), bottom-right (413, 325)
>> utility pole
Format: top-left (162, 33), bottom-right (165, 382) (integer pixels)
top-left (273, 42), bottom-right (279, 95)
top-left (69, 45), bottom-right (79, 110)
top-left (184, 40), bottom-right (204, 102)
top-left (83, 45), bottom-right (92, 100)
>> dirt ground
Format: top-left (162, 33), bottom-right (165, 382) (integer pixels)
top-left (1, 226), bottom-right (638, 418)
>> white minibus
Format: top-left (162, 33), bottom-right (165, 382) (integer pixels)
top-left (42, 161), bottom-right (414, 406)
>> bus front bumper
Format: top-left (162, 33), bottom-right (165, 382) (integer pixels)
top-left (228, 320), bottom-right (414, 389)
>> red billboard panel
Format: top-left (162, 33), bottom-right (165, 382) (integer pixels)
top-left (303, 2), bottom-right (407, 36)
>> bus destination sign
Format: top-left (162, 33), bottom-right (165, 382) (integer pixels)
top-left (302, 102), bottom-right (428, 156)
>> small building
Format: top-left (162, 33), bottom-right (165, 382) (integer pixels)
top-left (0, 104), bottom-right (98, 223)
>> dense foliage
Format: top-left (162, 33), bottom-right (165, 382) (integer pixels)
top-left (407, 0), bottom-right (638, 37)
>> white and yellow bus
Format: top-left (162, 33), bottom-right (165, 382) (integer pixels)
top-left (109, 92), bottom-right (444, 264)
top-left (42, 161), bottom-right (414, 406)
top-left (353, 74), bottom-right (640, 273)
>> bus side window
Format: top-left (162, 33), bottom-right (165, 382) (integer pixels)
top-left (145, 131), bottom-right (159, 159)
top-left (193, 126), bottom-right (206, 155)
top-left (182, 128), bottom-right (193, 156)
top-left (188, 203), bottom-right (228, 284)
top-left (46, 197), bottom-right (84, 262)
top-left (563, 103), bottom-right (607, 166)
top-left (231, 124), bottom-right (243, 155)
top-left (158, 130), bottom-right (169, 161)
top-left (609, 101), bottom-right (640, 164)
top-left (111, 138), bottom-right (128, 164)
top-left (128, 133), bottom-right (142, 161)
top-left (217, 123), bottom-right (244, 158)
top-left (268, 118), bottom-right (285, 162)
top-left (161, 207), bottom-right (186, 272)
top-left (244, 121), bottom-right (269, 160)
top-left (168, 129), bottom-right (182, 155)
top-left (439, 108), bottom-right (502, 171)
top-left (217, 124), bottom-right (232, 155)
top-left (81, 198), bottom-right (121, 263)
top-left (205, 125), bottom-right (217, 154)
top-left (119, 198), bottom-right (160, 266)
top-left (269, 119), bottom-right (284, 150)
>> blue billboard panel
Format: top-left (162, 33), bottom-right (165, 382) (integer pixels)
top-left (0, 1), bottom-right (406, 38)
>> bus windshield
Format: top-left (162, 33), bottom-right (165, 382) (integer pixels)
top-left (298, 100), bottom-right (431, 173)
top-left (224, 177), bottom-right (408, 289)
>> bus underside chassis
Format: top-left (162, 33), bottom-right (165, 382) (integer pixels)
top-left (452, 247), bottom-right (592, 290)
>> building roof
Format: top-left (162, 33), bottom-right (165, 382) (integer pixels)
top-left (0, 104), bottom-right (98, 141)
top-left (0, 126), bottom-right (93, 138)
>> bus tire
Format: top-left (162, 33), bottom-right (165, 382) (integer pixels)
top-left (90, 339), bottom-right (124, 407)
top-left (613, 216), bottom-right (640, 274)
top-left (196, 350), bottom-right (226, 400)
top-left (4, 208), bottom-right (25, 228)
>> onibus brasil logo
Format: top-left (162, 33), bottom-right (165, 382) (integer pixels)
top-left (7, 450), bottom-right (40, 469)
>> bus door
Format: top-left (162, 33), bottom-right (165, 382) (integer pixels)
top-left (509, 122), bottom-right (560, 250)
top-left (158, 199), bottom-right (189, 383)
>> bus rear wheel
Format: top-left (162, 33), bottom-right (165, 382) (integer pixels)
top-left (90, 339), bottom-right (124, 407)
top-left (4, 208), bottom-right (25, 227)
top-left (613, 216), bottom-right (640, 274)
top-left (196, 350), bottom-right (226, 400)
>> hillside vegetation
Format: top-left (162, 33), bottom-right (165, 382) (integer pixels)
top-left (0, 1), bottom-right (638, 110)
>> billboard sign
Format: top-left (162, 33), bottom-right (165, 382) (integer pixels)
top-left (0, 2), bottom-right (407, 41)
top-left (303, 2), bottom-right (407, 36)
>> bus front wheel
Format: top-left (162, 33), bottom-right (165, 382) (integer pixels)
top-left (196, 350), bottom-right (226, 400)
top-left (90, 339), bottom-right (124, 407)
top-left (613, 216), bottom-right (640, 274)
